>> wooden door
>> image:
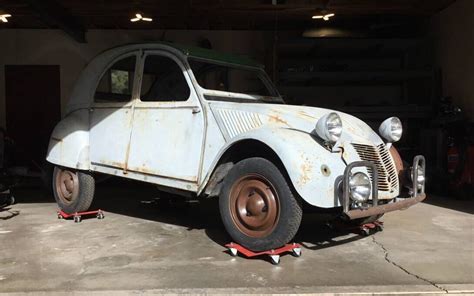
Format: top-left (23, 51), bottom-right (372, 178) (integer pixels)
top-left (5, 65), bottom-right (61, 167)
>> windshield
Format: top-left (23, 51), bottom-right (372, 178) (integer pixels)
top-left (189, 59), bottom-right (282, 103)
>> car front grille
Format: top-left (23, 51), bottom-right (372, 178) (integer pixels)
top-left (352, 143), bottom-right (399, 192)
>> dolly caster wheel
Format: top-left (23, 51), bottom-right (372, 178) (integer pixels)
top-left (375, 224), bottom-right (383, 232)
top-left (291, 247), bottom-right (302, 257)
top-left (96, 211), bottom-right (105, 219)
top-left (73, 215), bottom-right (81, 223)
top-left (269, 255), bottom-right (280, 265)
top-left (229, 247), bottom-right (238, 257)
top-left (361, 228), bottom-right (370, 236)
top-left (57, 213), bottom-right (62, 219)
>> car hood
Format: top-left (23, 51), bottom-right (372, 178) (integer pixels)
top-left (208, 101), bottom-right (384, 146)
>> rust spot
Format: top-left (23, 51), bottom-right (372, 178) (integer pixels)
top-left (389, 145), bottom-right (405, 186)
top-left (132, 165), bottom-right (156, 175)
top-left (101, 160), bottom-right (127, 173)
top-left (297, 111), bottom-right (316, 120)
top-left (345, 124), bottom-right (357, 134)
top-left (298, 161), bottom-right (312, 186)
top-left (268, 114), bottom-right (289, 126)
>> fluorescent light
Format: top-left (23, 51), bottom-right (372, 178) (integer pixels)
top-left (312, 13), bottom-right (335, 21)
top-left (130, 13), bottom-right (153, 22)
top-left (0, 14), bottom-right (11, 23)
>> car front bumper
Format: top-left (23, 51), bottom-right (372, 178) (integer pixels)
top-left (342, 155), bottom-right (426, 220)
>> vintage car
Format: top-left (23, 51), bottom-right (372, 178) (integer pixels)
top-left (47, 42), bottom-right (426, 251)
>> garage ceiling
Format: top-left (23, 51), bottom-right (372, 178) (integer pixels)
top-left (0, 0), bottom-right (456, 42)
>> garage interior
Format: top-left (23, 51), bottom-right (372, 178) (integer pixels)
top-left (0, 0), bottom-right (473, 294)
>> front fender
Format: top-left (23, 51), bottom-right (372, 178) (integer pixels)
top-left (208, 128), bottom-right (346, 208)
top-left (46, 109), bottom-right (90, 170)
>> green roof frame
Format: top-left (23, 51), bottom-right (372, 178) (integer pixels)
top-left (161, 42), bottom-right (263, 68)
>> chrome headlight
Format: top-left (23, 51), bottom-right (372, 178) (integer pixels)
top-left (315, 112), bottom-right (342, 143)
top-left (349, 172), bottom-right (371, 203)
top-left (379, 117), bottom-right (403, 142)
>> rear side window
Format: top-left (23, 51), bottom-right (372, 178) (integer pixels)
top-left (140, 55), bottom-right (190, 102)
top-left (94, 55), bottom-right (136, 102)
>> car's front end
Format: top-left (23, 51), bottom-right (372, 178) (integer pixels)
top-left (184, 50), bottom-right (426, 221)
top-left (309, 110), bottom-right (426, 219)
top-left (205, 99), bottom-right (426, 220)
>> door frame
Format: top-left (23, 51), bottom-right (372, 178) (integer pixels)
top-left (124, 49), bottom-right (207, 185)
top-left (89, 51), bottom-right (140, 171)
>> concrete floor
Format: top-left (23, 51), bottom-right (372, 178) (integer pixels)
top-left (0, 181), bottom-right (473, 295)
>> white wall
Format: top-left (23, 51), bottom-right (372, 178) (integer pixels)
top-left (431, 0), bottom-right (474, 120)
top-left (0, 29), bottom-right (267, 128)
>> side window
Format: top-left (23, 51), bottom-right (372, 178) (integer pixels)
top-left (94, 55), bottom-right (136, 102)
top-left (140, 55), bottom-right (190, 102)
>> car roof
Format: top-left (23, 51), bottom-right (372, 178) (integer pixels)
top-left (160, 42), bottom-right (263, 68)
top-left (66, 42), bottom-right (263, 113)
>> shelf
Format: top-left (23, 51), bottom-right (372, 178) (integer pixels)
top-left (278, 70), bottom-right (433, 83)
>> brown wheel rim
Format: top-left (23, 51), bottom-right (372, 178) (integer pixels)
top-left (229, 174), bottom-right (280, 238)
top-left (55, 168), bottom-right (79, 204)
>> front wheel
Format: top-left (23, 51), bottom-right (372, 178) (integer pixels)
top-left (219, 158), bottom-right (302, 252)
top-left (53, 166), bottom-right (95, 213)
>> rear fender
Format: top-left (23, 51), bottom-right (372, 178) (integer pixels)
top-left (46, 109), bottom-right (90, 170)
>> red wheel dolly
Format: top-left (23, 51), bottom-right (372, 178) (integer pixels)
top-left (359, 220), bottom-right (384, 236)
top-left (225, 242), bottom-right (301, 265)
top-left (57, 209), bottom-right (105, 223)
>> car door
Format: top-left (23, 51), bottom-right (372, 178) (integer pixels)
top-left (89, 53), bottom-right (139, 171)
top-left (126, 51), bottom-right (205, 185)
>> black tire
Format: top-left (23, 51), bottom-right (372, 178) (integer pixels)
top-left (219, 157), bottom-right (302, 251)
top-left (52, 166), bottom-right (95, 213)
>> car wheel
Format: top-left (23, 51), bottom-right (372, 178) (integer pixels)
top-left (53, 166), bottom-right (95, 213)
top-left (219, 157), bottom-right (302, 252)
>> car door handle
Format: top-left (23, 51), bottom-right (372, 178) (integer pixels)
top-left (192, 107), bottom-right (201, 114)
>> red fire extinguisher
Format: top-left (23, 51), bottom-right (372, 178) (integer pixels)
top-left (447, 145), bottom-right (459, 175)
top-left (447, 137), bottom-right (473, 199)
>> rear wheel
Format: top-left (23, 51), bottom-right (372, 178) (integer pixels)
top-left (53, 166), bottom-right (95, 213)
top-left (219, 158), bottom-right (302, 251)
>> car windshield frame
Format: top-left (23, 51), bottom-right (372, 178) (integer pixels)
top-left (187, 57), bottom-right (284, 104)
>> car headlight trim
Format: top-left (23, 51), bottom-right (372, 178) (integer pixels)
top-left (315, 112), bottom-right (343, 143)
top-left (411, 166), bottom-right (425, 189)
top-left (379, 117), bottom-right (403, 142)
top-left (349, 172), bottom-right (371, 203)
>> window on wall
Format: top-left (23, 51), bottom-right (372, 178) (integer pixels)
top-left (94, 55), bottom-right (136, 102)
top-left (140, 55), bottom-right (190, 102)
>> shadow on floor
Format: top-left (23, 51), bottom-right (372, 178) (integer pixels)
top-left (87, 179), bottom-right (365, 251)
top-left (0, 206), bottom-right (20, 220)
top-left (13, 177), bottom-right (472, 251)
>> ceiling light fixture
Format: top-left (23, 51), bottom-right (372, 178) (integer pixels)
top-left (312, 13), bottom-right (334, 21)
top-left (0, 13), bottom-right (11, 23)
top-left (130, 13), bottom-right (152, 22)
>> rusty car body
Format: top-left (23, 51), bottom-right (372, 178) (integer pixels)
top-left (47, 42), bottom-right (426, 251)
